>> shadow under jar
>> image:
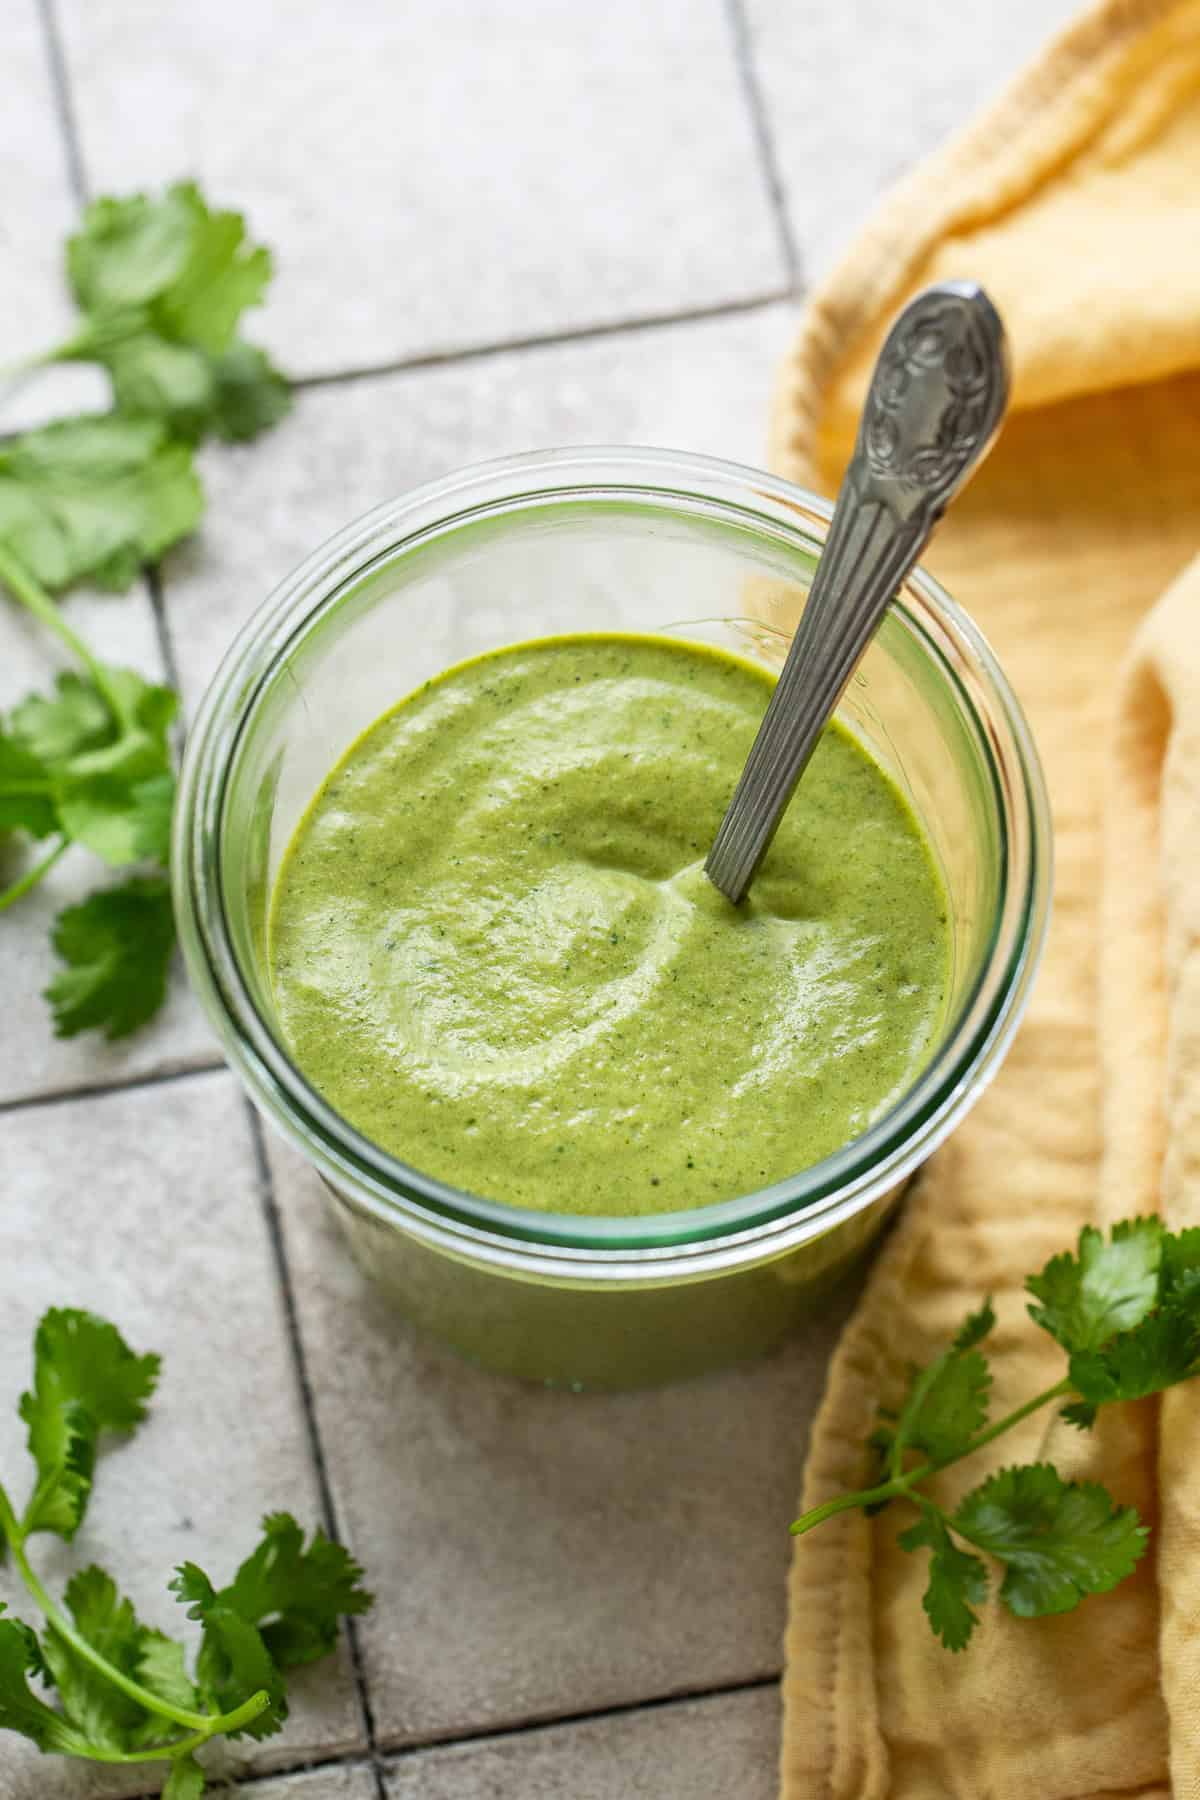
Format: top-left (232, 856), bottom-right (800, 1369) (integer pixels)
top-left (174, 447), bottom-right (1051, 1390)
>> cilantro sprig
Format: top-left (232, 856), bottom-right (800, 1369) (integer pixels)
top-left (27, 182), bottom-right (289, 446)
top-left (0, 1309), bottom-right (371, 1794)
top-left (791, 1217), bottom-right (1200, 1650)
top-left (0, 184), bottom-right (290, 1039)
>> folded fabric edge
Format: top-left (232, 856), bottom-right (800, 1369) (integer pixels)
top-left (779, 1174), bottom-right (943, 1799)
top-left (768, 0), bottom-right (1187, 490)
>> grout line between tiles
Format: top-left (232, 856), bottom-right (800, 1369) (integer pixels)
top-left (146, 563), bottom-right (187, 707)
top-left (34, 0), bottom-right (88, 204)
top-left (292, 289), bottom-right (792, 390)
top-left (119, 1671), bottom-right (780, 1795)
top-left (721, 0), bottom-right (802, 291)
top-left (243, 1098), bottom-right (389, 1800)
top-left (379, 1671), bottom-right (781, 1763)
top-left (0, 1058), bottom-right (226, 1117)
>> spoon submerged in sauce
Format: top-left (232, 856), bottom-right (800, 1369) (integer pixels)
top-left (705, 281), bottom-right (1009, 905)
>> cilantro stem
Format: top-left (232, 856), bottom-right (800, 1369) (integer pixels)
top-left (790, 1473), bottom-right (917, 1536)
top-left (790, 1376), bottom-right (1076, 1537)
top-left (0, 839), bottom-right (68, 911)
top-left (887, 1352), bottom-right (947, 1482)
top-left (0, 1486), bottom-right (267, 1738)
top-left (0, 543), bottom-right (128, 725)
top-left (63, 1694), bottom-right (271, 1762)
top-left (42, 329), bottom-right (94, 364)
top-left (950, 1376), bottom-right (1074, 1461)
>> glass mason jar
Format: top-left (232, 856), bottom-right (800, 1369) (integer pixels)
top-left (174, 447), bottom-right (1051, 1390)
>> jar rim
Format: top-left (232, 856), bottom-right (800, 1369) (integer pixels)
top-left (173, 445), bottom-right (1052, 1277)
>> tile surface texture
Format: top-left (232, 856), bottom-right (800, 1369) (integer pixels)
top-left (161, 304), bottom-right (793, 718)
top-left (239, 1770), bottom-right (376, 1800)
top-left (263, 1136), bottom-right (852, 1746)
top-left (2, 4), bottom-right (79, 368)
top-left (385, 1686), bottom-right (780, 1798)
top-left (745, 0), bottom-right (1085, 281)
top-left (0, 0), bottom-right (1083, 1792)
top-left (54, 0), bottom-right (787, 375)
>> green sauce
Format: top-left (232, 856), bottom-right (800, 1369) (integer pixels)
top-left (269, 633), bottom-right (949, 1216)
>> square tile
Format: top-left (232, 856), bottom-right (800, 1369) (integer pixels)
top-left (160, 302), bottom-right (794, 718)
top-left (0, 586), bottom-right (218, 1104)
top-left (744, 0), bottom-right (1083, 281)
top-left (2, 3), bottom-right (78, 370)
top-left (0, 1073), bottom-right (364, 1798)
top-left (265, 1136), bottom-right (853, 1746)
top-left (386, 1688), bottom-right (780, 1798)
top-left (56, 0), bottom-right (787, 377)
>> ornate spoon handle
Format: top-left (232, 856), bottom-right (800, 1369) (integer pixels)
top-left (705, 281), bottom-right (1009, 904)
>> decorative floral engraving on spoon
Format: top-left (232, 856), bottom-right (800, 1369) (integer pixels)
top-left (706, 282), bottom-right (1009, 904)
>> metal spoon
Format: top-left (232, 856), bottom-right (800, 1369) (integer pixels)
top-left (705, 280), bottom-right (1009, 904)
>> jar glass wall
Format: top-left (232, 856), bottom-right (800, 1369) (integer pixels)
top-left (173, 448), bottom-right (1051, 1388)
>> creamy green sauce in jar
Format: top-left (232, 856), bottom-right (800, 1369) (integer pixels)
top-left (268, 633), bottom-right (949, 1216)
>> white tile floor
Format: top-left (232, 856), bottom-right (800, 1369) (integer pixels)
top-left (0, 2), bottom-right (1080, 1793)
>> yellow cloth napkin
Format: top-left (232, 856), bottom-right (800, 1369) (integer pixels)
top-left (771, 3), bottom-right (1200, 1795)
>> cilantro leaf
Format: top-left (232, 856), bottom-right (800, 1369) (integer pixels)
top-left (13, 1616), bottom-right (52, 1685)
top-left (170, 1563), bottom-right (285, 1741)
top-left (170, 1563), bottom-right (217, 1616)
top-left (38, 1570), bottom-right (196, 1755)
top-left (1162, 1228), bottom-right (1200, 1304)
top-left (10, 673), bottom-right (112, 765)
top-left (209, 341), bottom-right (292, 443)
top-left (126, 770), bottom-right (175, 865)
top-left (0, 728), bottom-right (58, 838)
top-left (1050, 1223), bottom-right (1200, 1420)
top-left (1026, 1219), bottom-right (1163, 1352)
top-left (19, 1309), bottom-right (160, 1540)
top-left (60, 184), bottom-right (290, 444)
top-left (169, 1518), bottom-right (371, 1740)
top-left (0, 1611), bottom-right (87, 1755)
top-left (953, 1464), bottom-right (1147, 1618)
top-left (897, 1513), bottom-right (988, 1652)
top-left (41, 1568), bottom-right (147, 1750)
top-left (197, 1608), bottom-right (285, 1740)
top-left (1069, 1306), bottom-right (1200, 1409)
top-left (144, 185), bottom-right (272, 353)
top-left (66, 190), bottom-right (197, 322)
top-left (46, 875), bottom-right (176, 1040)
top-left (103, 335), bottom-right (292, 446)
top-left (133, 1631), bottom-right (200, 1724)
top-left (106, 337), bottom-right (217, 441)
top-left (220, 1512), bottom-right (374, 1669)
top-left (871, 1303), bottom-right (996, 1478)
top-left (5, 664), bottom-right (177, 870)
top-left (57, 761), bottom-right (175, 868)
top-left (57, 775), bottom-right (173, 868)
top-left (953, 1297), bottom-right (996, 1353)
top-left (104, 666), bottom-right (178, 743)
top-left (0, 415), bottom-right (202, 595)
top-left (896, 1349), bottom-right (991, 1464)
top-left (68, 183), bottom-right (271, 354)
top-left (163, 1755), bottom-right (207, 1800)
top-left (19, 1390), bottom-right (95, 1541)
